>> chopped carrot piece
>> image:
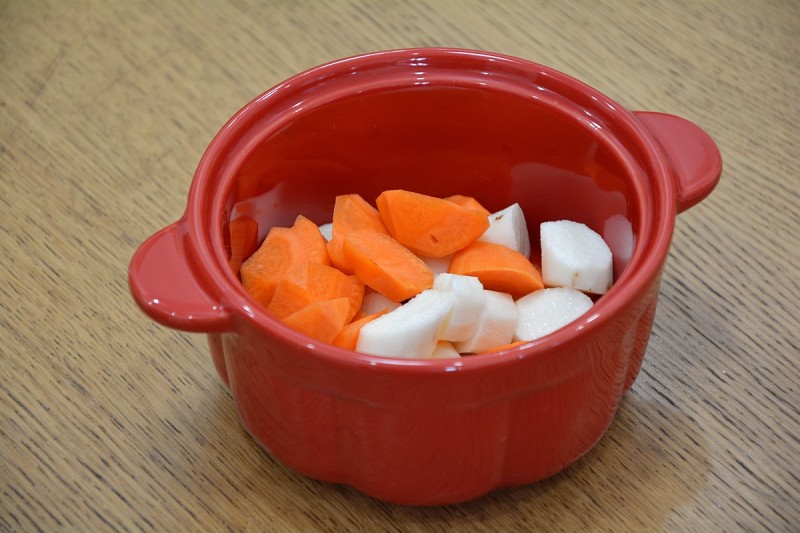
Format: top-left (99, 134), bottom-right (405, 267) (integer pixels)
top-left (331, 310), bottom-right (387, 350)
top-left (267, 261), bottom-right (364, 322)
top-left (449, 241), bottom-right (544, 299)
top-left (480, 340), bottom-right (526, 354)
top-left (240, 215), bottom-right (330, 306)
top-left (228, 215), bottom-right (259, 276)
top-left (376, 189), bottom-right (490, 258)
top-left (240, 226), bottom-right (290, 305)
top-left (282, 297), bottom-right (351, 344)
top-left (327, 194), bottom-right (388, 274)
top-left (444, 194), bottom-right (491, 217)
top-left (343, 230), bottom-right (434, 302)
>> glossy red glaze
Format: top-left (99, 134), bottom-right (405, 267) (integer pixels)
top-left (128, 48), bottom-right (721, 505)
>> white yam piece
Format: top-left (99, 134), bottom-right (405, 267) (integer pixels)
top-left (540, 220), bottom-right (613, 294)
top-left (318, 222), bottom-right (334, 241)
top-left (514, 287), bottom-right (593, 341)
top-left (359, 290), bottom-right (401, 316)
top-left (478, 203), bottom-right (531, 257)
top-left (356, 289), bottom-right (455, 358)
top-left (432, 273), bottom-right (485, 342)
top-left (431, 341), bottom-right (461, 359)
top-left (420, 254), bottom-right (453, 276)
top-left (454, 290), bottom-right (518, 354)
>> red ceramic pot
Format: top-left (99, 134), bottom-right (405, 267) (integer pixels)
top-left (129, 48), bottom-right (721, 505)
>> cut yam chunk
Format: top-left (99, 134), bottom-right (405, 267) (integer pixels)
top-left (454, 290), bottom-right (518, 354)
top-left (240, 215), bottom-right (330, 306)
top-left (514, 287), bottom-right (594, 341)
top-left (419, 254), bottom-right (453, 276)
top-left (376, 189), bottom-right (490, 258)
top-left (432, 273), bottom-right (485, 342)
top-left (448, 241), bottom-right (543, 299)
top-left (478, 203), bottom-right (531, 258)
top-left (356, 289), bottom-right (455, 358)
top-left (318, 222), bottom-right (334, 241)
top-left (431, 341), bottom-right (461, 359)
top-left (540, 220), bottom-right (613, 294)
top-left (282, 297), bottom-right (351, 344)
top-left (343, 230), bottom-right (434, 302)
top-left (359, 290), bottom-right (402, 316)
top-left (267, 261), bottom-right (364, 322)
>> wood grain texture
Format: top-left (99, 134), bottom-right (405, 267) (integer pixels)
top-left (1, 0), bottom-right (798, 530)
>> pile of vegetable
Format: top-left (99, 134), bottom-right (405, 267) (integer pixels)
top-left (232, 190), bottom-right (613, 359)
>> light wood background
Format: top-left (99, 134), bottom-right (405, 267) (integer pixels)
top-left (2, 1), bottom-right (798, 530)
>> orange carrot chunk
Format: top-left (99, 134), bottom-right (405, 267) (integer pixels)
top-left (228, 215), bottom-right (259, 276)
top-left (449, 241), bottom-right (544, 299)
top-left (281, 297), bottom-right (351, 344)
top-left (331, 310), bottom-right (387, 351)
top-left (376, 189), bottom-right (490, 258)
top-left (240, 226), bottom-right (291, 306)
top-left (267, 261), bottom-right (364, 322)
top-left (480, 340), bottom-right (527, 354)
top-left (240, 215), bottom-right (330, 307)
top-left (327, 194), bottom-right (388, 274)
top-left (343, 230), bottom-right (434, 302)
top-left (444, 194), bottom-right (491, 217)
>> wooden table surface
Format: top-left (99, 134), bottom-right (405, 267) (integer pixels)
top-left (2, 1), bottom-right (798, 530)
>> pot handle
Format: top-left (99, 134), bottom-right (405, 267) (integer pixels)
top-left (635, 111), bottom-right (722, 213)
top-left (129, 220), bottom-right (231, 333)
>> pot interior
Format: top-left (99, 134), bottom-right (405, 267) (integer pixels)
top-left (219, 76), bottom-right (643, 283)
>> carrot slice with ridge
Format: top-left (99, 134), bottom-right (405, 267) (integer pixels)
top-left (281, 297), bottom-right (351, 344)
top-left (228, 215), bottom-right (259, 276)
top-left (331, 309), bottom-right (388, 350)
top-left (327, 194), bottom-right (388, 274)
top-left (240, 215), bottom-right (330, 306)
top-left (376, 189), bottom-right (490, 258)
top-left (343, 230), bottom-right (434, 302)
top-left (449, 241), bottom-right (544, 299)
top-left (444, 194), bottom-right (491, 217)
top-left (267, 261), bottom-right (364, 322)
